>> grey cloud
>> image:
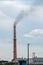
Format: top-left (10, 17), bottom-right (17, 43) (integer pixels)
top-left (30, 0), bottom-right (43, 5)
top-left (34, 0), bottom-right (43, 5)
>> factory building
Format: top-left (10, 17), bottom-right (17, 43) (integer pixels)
top-left (12, 57), bottom-right (43, 65)
top-left (31, 57), bottom-right (43, 65)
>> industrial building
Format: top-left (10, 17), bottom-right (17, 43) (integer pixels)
top-left (0, 57), bottom-right (43, 65)
top-left (31, 57), bottom-right (43, 65)
top-left (12, 57), bottom-right (43, 65)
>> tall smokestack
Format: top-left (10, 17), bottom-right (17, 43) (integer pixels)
top-left (13, 11), bottom-right (24, 60)
top-left (13, 24), bottom-right (17, 59)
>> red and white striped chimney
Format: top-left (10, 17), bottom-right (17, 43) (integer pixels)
top-left (13, 24), bottom-right (17, 59)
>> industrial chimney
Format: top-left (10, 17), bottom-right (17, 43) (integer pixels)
top-left (27, 44), bottom-right (29, 65)
top-left (13, 10), bottom-right (25, 60)
top-left (13, 23), bottom-right (17, 60)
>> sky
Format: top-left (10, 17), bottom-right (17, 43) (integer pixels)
top-left (0, 0), bottom-right (43, 61)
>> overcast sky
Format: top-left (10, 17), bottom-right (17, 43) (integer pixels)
top-left (0, 0), bottom-right (43, 61)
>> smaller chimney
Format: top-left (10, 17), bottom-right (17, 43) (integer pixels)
top-left (27, 43), bottom-right (29, 65)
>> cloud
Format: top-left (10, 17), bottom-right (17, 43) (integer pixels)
top-left (1, 0), bottom-right (43, 19)
top-left (28, 0), bottom-right (43, 5)
top-left (0, 1), bottom-right (30, 11)
top-left (0, 0), bottom-right (43, 6)
top-left (34, 0), bottom-right (43, 5)
top-left (24, 29), bottom-right (43, 38)
top-left (0, 1), bottom-right (39, 11)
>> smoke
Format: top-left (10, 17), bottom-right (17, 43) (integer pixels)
top-left (14, 5), bottom-right (34, 25)
top-left (14, 0), bottom-right (43, 25)
top-left (14, 10), bottom-right (24, 25)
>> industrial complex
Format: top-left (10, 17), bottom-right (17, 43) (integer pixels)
top-left (0, 11), bottom-right (43, 65)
